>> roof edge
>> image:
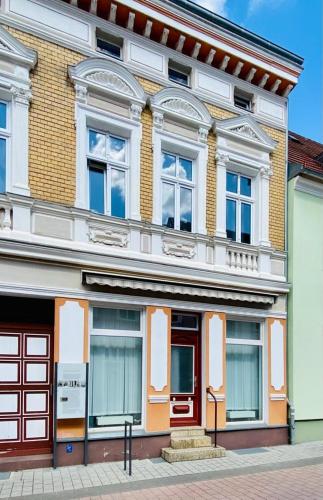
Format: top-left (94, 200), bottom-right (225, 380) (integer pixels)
top-left (168, 0), bottom-right (304, 68)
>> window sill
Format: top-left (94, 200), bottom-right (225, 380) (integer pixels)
top-left (220, 423), bottom-right (288, 432)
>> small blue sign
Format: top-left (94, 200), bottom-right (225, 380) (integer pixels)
top-left (66, 444), bottom-right (73, 454)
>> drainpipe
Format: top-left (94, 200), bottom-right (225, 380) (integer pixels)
top-left (287, 398), bottom-right (296, 445)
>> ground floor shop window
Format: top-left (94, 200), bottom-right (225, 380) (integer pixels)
top-left (226, 320), bottom-right (263, 422)
top-left (89, 307), bottom-right (143, 428)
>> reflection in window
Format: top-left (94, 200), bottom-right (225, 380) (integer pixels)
top-left (161, 151), bottom-right (194, 232)
top-left (88, 129), bottom-right (128, 218)
top-left (226, 171), bottom-right (252, 244)
top-left (162, 182), bottom-right (175, 229)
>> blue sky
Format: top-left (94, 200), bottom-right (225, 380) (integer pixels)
top-left (191, 0), bottom-right (323, 142)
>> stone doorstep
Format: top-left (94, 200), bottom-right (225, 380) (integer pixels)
top-left (170, 428), bottom-right (206, 438)
top-left (171, 435), bottom-right (212, 449)
top-left (161, 445), bottom-right (226, 463)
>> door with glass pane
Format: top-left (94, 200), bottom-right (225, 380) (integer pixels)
top-left (170, 313), bottom-right (200, 427)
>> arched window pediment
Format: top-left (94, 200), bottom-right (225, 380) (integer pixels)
top-left (68, 58), bottom-right (146, 109)
top-left (150, 87), bottom-right (212, 132)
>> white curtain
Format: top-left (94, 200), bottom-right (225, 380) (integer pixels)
top-left (89, 336), bottom-right (142, 418)
top-left (226, 344), bottom-right (262, 418)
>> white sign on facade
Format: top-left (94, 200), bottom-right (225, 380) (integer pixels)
top-left (57, 363), bottom-right (86, 419)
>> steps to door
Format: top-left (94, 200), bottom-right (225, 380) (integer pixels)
top-left (162, 427), bottom-right (226, 463)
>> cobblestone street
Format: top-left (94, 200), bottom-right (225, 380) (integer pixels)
top-left (1, 442), bottom-right (323, 499)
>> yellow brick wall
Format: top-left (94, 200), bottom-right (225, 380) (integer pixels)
top-left (140, 108), bottom-right (154, 222)
top-left (263, 125), bottom-right (286, 251)
top-left (7, 27), bottom-right (285, 250)
top-left (8, 27), bottom-right (84, 205)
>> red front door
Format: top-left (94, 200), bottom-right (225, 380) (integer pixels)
top-left (170, 313), bottom-right (201, 427)
top-left (0, 325), bottom-right (53, 455)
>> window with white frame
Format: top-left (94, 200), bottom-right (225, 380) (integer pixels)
top-left (226, 320), bottom-right (263, 423)
top-left (87, 129), bottom-right (128, 218)
top-left (226, 171), bottom-right (253, 244)
top-left (161, 151), bottom-right (194, 232)
top-left (89, 307), bottom-right (143, 428)
top-left (0, 101), bottom-right (8, 193)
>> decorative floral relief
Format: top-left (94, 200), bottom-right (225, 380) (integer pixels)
top-left (161, 99), bottom-right (201, 120)
top-left (231, 124), bottom-right (259, 140)
top-left (86, 71), bottom-right (134, 96)
top-left (163, 239), bottom-right (196, 259)
top-left (89, 227), bottom-right (129, 247)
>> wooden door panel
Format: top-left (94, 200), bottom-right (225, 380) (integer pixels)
top-left (0, 325), bottom-right (53, 453)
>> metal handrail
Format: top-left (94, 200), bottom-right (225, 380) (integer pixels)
top-left (124, 421), bottom-right (132, 476)
top-left (206, 386), bottom-right (218, 448)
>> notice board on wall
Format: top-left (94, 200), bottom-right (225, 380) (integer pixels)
top-left (57, 363), bottom-right (86, 419)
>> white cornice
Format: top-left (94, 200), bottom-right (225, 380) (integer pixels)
top-left (0, 1), bottom-right (289, 131)
top-left (0, 23), bottom-right (37, 68)
top-left (294, 175), bottom-right (323, 198)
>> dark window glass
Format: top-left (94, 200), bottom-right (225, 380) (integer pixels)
top-left (89, 165), bottom-right (105, 214)
top-left (226, 199), bottom-right (236, 240)
top-left (172, 314), bottom-right (198, 330)
top-left (226, 172), bottom-right (238, 193)
top-left (180, 187), bottom-right (192, 232)
top-left (234, 94), bottom-right (252, 111)
top-left (241, 202), bottom-right (251, 244)
top-left (111, 168), bottom-right (125, 218)
top-left (171, 346), bottom-right (194, 393)
top-left (0, 103), bottom-right (6, 129)
top-left (240, 176), bottom-right (251, 197)
top-left (0, 138), bottom-right (6, 193)
top-left (227, 320), bottom-right (260, 340)
top-left (168, 68), bottom-right (189, 86)
top-left (97, 38), bottom-right (121, 59)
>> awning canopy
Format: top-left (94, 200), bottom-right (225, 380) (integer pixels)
top-left (84, 272), bottom-right (275, 305)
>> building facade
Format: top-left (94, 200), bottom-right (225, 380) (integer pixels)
top-left (0, 0), bottom-right (303, 469)
top-left (288, 133), bottom-right (323, 443)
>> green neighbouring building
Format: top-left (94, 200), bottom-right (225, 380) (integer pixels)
top-left (288, 132), bottom-right (323, 443)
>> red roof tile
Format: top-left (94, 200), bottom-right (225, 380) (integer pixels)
top-left (288, 131), bottom-right (323, 175)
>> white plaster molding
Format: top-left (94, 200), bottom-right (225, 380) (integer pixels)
top-left (270, 320), bottom-right (285, 391)
top-left (214, 114), bottom-right (276, 152)
top-left (270, 393), bottom-right (286, 400)
top-left (0, 25), bottom-right (37, 68)
top-left (208, 314), bottom-right (223, 392)
top-left (294, 176), bottom-right (323, 199)
top-left (68, 57), bottom-right (146, 109)
top-left (89, 226), bottom-right (129, 247)
top-left (150, 309), bottom-right (169, 392)
top-left (148, 395), bottom-right (169, 403)
top-left (75, 84), bottom-right (88, 104)
top-left (150, 87), bottom-right (212, 129)
top-left (10, 86), bottom-right (32, 105)
top-left (207, 393), bottom-right (225, 402)
top-left (163, 239), bottom-right (196, 259)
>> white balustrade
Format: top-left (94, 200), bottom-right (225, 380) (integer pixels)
top-left (0, 206), bottom-right (12, 230)
top-left (227, 248), bottom-right (258, 272)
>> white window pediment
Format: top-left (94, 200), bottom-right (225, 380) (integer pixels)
top-left (214, 115), bottom-right (276, 153)
top-left (0, 26), bottom-right (37, 71)
top-left (68, 58), bottom-right (146, 118)
top-left (150, 87), bottom-right (212, 139)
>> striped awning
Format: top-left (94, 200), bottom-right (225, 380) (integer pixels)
top-left (84, 272), bottom-right (275, 305)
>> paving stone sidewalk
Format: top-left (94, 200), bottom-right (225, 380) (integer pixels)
top-left (1, 441), bottom-right (323, 499)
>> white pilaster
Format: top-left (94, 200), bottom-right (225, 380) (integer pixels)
top-left (10, 86), bottom-right (32, 196)
top-left (215, 153), bottom-right (228, 239)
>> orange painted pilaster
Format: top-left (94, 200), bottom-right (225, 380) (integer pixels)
top-left (267, 318), bottom-right (287, 425)
top-left (54, 298), bottom-right (89, 439)
top-left (205, 312), bottom-right (226, 430)
top-left (146, 306), bottom-right (171, 432)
